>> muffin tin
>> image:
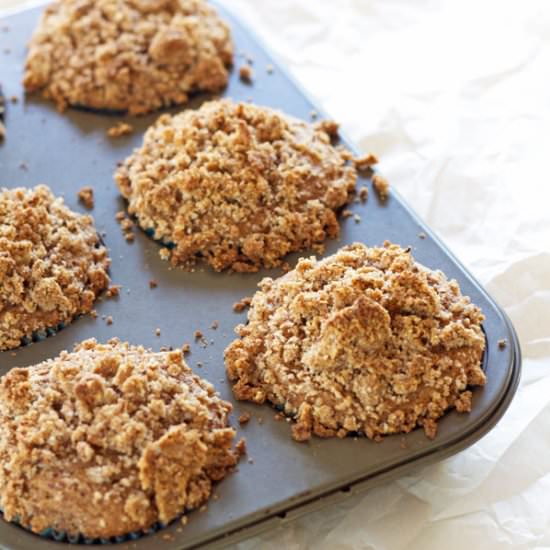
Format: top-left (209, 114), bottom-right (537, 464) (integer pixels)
top-left (0, 2), bottom-right (521, 549)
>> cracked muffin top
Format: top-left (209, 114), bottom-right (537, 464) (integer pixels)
top-left (225, 242), bottom-right (486, 441)
top-left (0, 185), bottom-right (110, 351)
top-left (115, 99), bottom-right (357, 272)
top-left (23, 0), bottom-right (233, 114)
top-left (0, 338), bottom-right (239, 539)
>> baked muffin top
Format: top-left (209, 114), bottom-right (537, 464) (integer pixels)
top-left (24, 0), bottom-right (233, 114)
top-left (226, 242), bottom-right (486, 441)
top-left (115, 99), bottom-right (357, 272)
top-left (0, 339), bottom-right (238, 539)
top-left (0, 185), bottom-right (110, 351)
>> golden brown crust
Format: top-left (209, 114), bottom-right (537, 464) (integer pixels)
top-left (0, 338), bottom-right (238, 538)
top-left (225, 242), bottom-right (486, 441)
top-left (115, 99), bottom-right (357, 272)
top-left (0, 185), bottom-right (110, 351)
top-left (23, 0), bottom-right (233, 115)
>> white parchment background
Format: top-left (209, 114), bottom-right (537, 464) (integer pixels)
top-left (2, 0), bottom-right (550, 548)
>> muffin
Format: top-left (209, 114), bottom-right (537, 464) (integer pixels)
top-left (115, 99), bottom-right (357, 272)
top-left (0, 185), bottom-right (110, 351)
top-left (225, 242), bottom-right (486, 441)
top-left (0, 338), bottom-right (239, 540)
top-left (23, 0), bottom-right (233, 115)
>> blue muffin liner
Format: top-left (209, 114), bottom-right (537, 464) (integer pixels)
top-left (1, 508), bottom-right (167, 544)
top-left (144, 227), bottom-right (176, 249)
top-left (17, 322), bottom-right (67, 349)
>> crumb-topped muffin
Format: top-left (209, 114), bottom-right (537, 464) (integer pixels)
top-left (0, 186), bottom-right (109, 351)
top-left (115, 99), bottom-right (357, 272)
top-left (23, 0), bottom-right (233, 115)
top-left (0, 339), bottom-right (239, 539)
top-left (225, 242), bottom-right (486, 441)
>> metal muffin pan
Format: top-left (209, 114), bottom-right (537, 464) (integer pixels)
top-left (0, 2), bottom-right (521, 549)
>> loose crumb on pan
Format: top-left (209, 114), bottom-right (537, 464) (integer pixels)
top-left (354, 153), bottom-right (378, 170)
top-left (0, 185), bottom-right (110, 351)
top-left (115, 99), bottom-right (357, 272)
top-left (358, 186), bottom-right (369, 202)
top-left (155, 327), bottom-right (161, 336)
top-left (194, 330), bottom-right (203, 340)
top-left (225, 242), bottom-right (486, 442)
top-left (149, 279), bottom-right (158, 289)
top-left (107, 122), bottom-right (134, 138)
top-left (233, 296), bottom-right (252, 313)
top-left (211, 320), bottom-right (219, 330)
top-left (266, 64), bottom-right (274, 74)
top-left (105, 285), bottom-right (121, 298)
top-left (341, 209), bottom-right (353, 219)
top-left (181, 343), bottom-right (191, 354)
top-left (105, 315), bottom-right (113, 325)
top-left (235, 438), bottom-right (247, 456)
top-left (77, 186), bottom-right (94, 209)
top-left (0, 89), bottom-right (5, 141)
top-left (238, 412), bottom-right (251, 425)
top-left (239, 64), bottom-right (253, 82)
top-left (23, 0), bottom-right (233, 115)
top-left (498, 338), bottom-right (507, 349)
top-left (372, 174), bottom-right (390, 201)
top-left (0, 339), bottom-right (239, 538)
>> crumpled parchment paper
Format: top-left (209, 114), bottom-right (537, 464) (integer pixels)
top-left (1, 0), bottom-right (548, 547)
top-left (218, 0), bottom-right (550, 548)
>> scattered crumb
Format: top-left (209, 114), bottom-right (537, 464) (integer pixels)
top-left (281, 262), bottom-right (292, 273)
top-left (358, 186), bottom-right (369, 202)
top-left (105, 285), bottom-right (121, 298)
top-left (353, 214), bottom-right (361, 223)
top-left (239, 64), bottom-right (253, 82)
top-left (238, 412), bottom-right (251, 425)
top-left (372, 174), bottom-right (390, 201)
top-left (194, 330), bottom-right (203, 340)
top-left (342, 209), bottom-right (353, 219)
top-left (116, 212), bottom-right (135, 242)
top-left (162, 534), bottom-right (174, 541)
top-left (354, 153), bottom-right (379, 170)
top-left (310, 110), bottom-right (318, 120)
top-left (105, 316), bottom-right (113, 326)
top-left (90, 309), bottom-right (98, 319)
top-left (274, 412), bottom-right (284, 421)
top-left (155, 328), bottom-right (161, 336)
top-left (400, 437), bottom-right (408, 450)
top-left (181, 516), bottom-right (188, 526)
top-left (266, 64), bottom-right (274, 74)
top-left (159, 248), bottom-right (171, 261)
top-left (181, 343), bottom-right (191, 354)
top-left (233, 296), bottom-right (252, 313)
top-left (247, 458), bottom-right (254, 464)
top-left (107, 121), bottom-right (133, 138)
top-left (418, 232), bottom-right (427, 239)
top-left (257, 417), bottom-right (264, 425)
top-left (115, 211), bottom-right (126, 222)
top-left (211, 320), bottom-right (219, 330)
top-left (235, 438), bottom-right (247, 456)
top-left (149, 279), bottom-right (158, 289)
top-left (199, 505), bottom-right (208, 513)
top-left (498, 339), bottom-right (507, 350)
top-left (10, 96), bottom-right (17, 104)
top-left (212, 493), bottom-right (220, 501)
top-left (19, 162), bottom-right (27, 171)
top-left (124, 232), bottom-right (135, 243)
top-left (77, 186), bottom-right (94, 209)
top-left (196, 362), bottom-right (203, 368)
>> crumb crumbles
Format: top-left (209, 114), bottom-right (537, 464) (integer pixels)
top-left (225, 242), bottom-right (486, 441)
top-left (107, 122), bottom-right (134, 138)
top-left (77, 186), bottom-right (94, 209)
top-left (0, 338), bottom-right (239, 538)
top-left (0, 185), bottom-right (110, 351)
top-left (115, 99), bottom-right (357, 272)
top-left (23, 0), bottom-right (233, 115)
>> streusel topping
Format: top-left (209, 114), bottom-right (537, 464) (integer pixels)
top-left (0, 185), bottom-right (110, 351)
top-left (115, 99), bottom-right (357, 272)
top-left (225, 242), bottom-right (486, 441)
top-left (0, 339), bottom-right (238, 538)
top-left (24, 0), bottom-right (233, 114)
